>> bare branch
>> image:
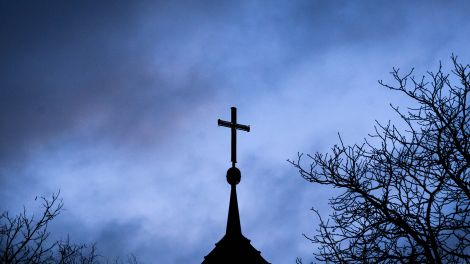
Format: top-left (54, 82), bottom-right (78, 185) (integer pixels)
top-left (293, 56), bottom-right (470, 263)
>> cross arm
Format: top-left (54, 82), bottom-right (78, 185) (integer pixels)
top-left (235, 124), bottom-right (250, 132)
top-left (218, 119), bottom-right (250, 132)
top-left (218, 119), bottom-right (232, 128)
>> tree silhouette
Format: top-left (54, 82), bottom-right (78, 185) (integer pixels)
top-left (291, 56), bottom-right (469, 263)
top-left (1, 192), bottom-right (139, 264)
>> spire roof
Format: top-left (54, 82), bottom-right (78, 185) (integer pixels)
top-left (202, 167), bottom-right (269, 263)
top-left (226, 184), bottom-right (241, 236)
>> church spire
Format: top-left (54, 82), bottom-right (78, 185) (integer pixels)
top-left (202, 107), bottom-right (269, 263)
top-left (218, 107), bottom-right (246, 236)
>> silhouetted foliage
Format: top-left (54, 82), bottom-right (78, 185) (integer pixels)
top-left (1, 192), bottom-right (139, 264)
top-left (290, 56), bottom-right (469, 263)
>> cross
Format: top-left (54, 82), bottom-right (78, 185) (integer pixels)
top-left (218, 107), bottom-right (250, 167)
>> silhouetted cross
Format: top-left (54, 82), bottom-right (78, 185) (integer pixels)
top-left (218, 107), bottom-right (250, 167)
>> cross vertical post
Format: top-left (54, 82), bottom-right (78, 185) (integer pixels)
top-left (218, 107), bottom-right (250, 168)
top-left (231, 107), bottom-right (237, 167)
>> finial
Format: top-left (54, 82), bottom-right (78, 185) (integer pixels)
top-left (226, 167), bottom-right (241, 185)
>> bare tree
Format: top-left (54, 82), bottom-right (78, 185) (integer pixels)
top-left (290, 56), bottom-right (469, 263)
top-left (1, 192), bottom-right (139, 264)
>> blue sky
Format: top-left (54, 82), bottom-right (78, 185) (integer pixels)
top-left (1, 1), bottom-right (469, 263)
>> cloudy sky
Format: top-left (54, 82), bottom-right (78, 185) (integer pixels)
top-left (1, 1), bottom-right (469, 263)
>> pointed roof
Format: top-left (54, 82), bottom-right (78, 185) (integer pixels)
top-left (226, 183), bottom-right (241, 236)
top-left (202, 167), bottom-right (269, 264)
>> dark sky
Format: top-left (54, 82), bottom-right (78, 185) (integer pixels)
top-left (1, 1), bottom-right (469, 263)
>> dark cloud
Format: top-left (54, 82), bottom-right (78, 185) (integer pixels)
top-left (2, 0), bottom-right (468, 164)
top-left (0, 1), bottom-right (218, 165)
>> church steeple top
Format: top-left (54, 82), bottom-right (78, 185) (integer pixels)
top-left (219, 107), bottom-right (247, 237)
top-left (202, 107), bottom-right (269, 264)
